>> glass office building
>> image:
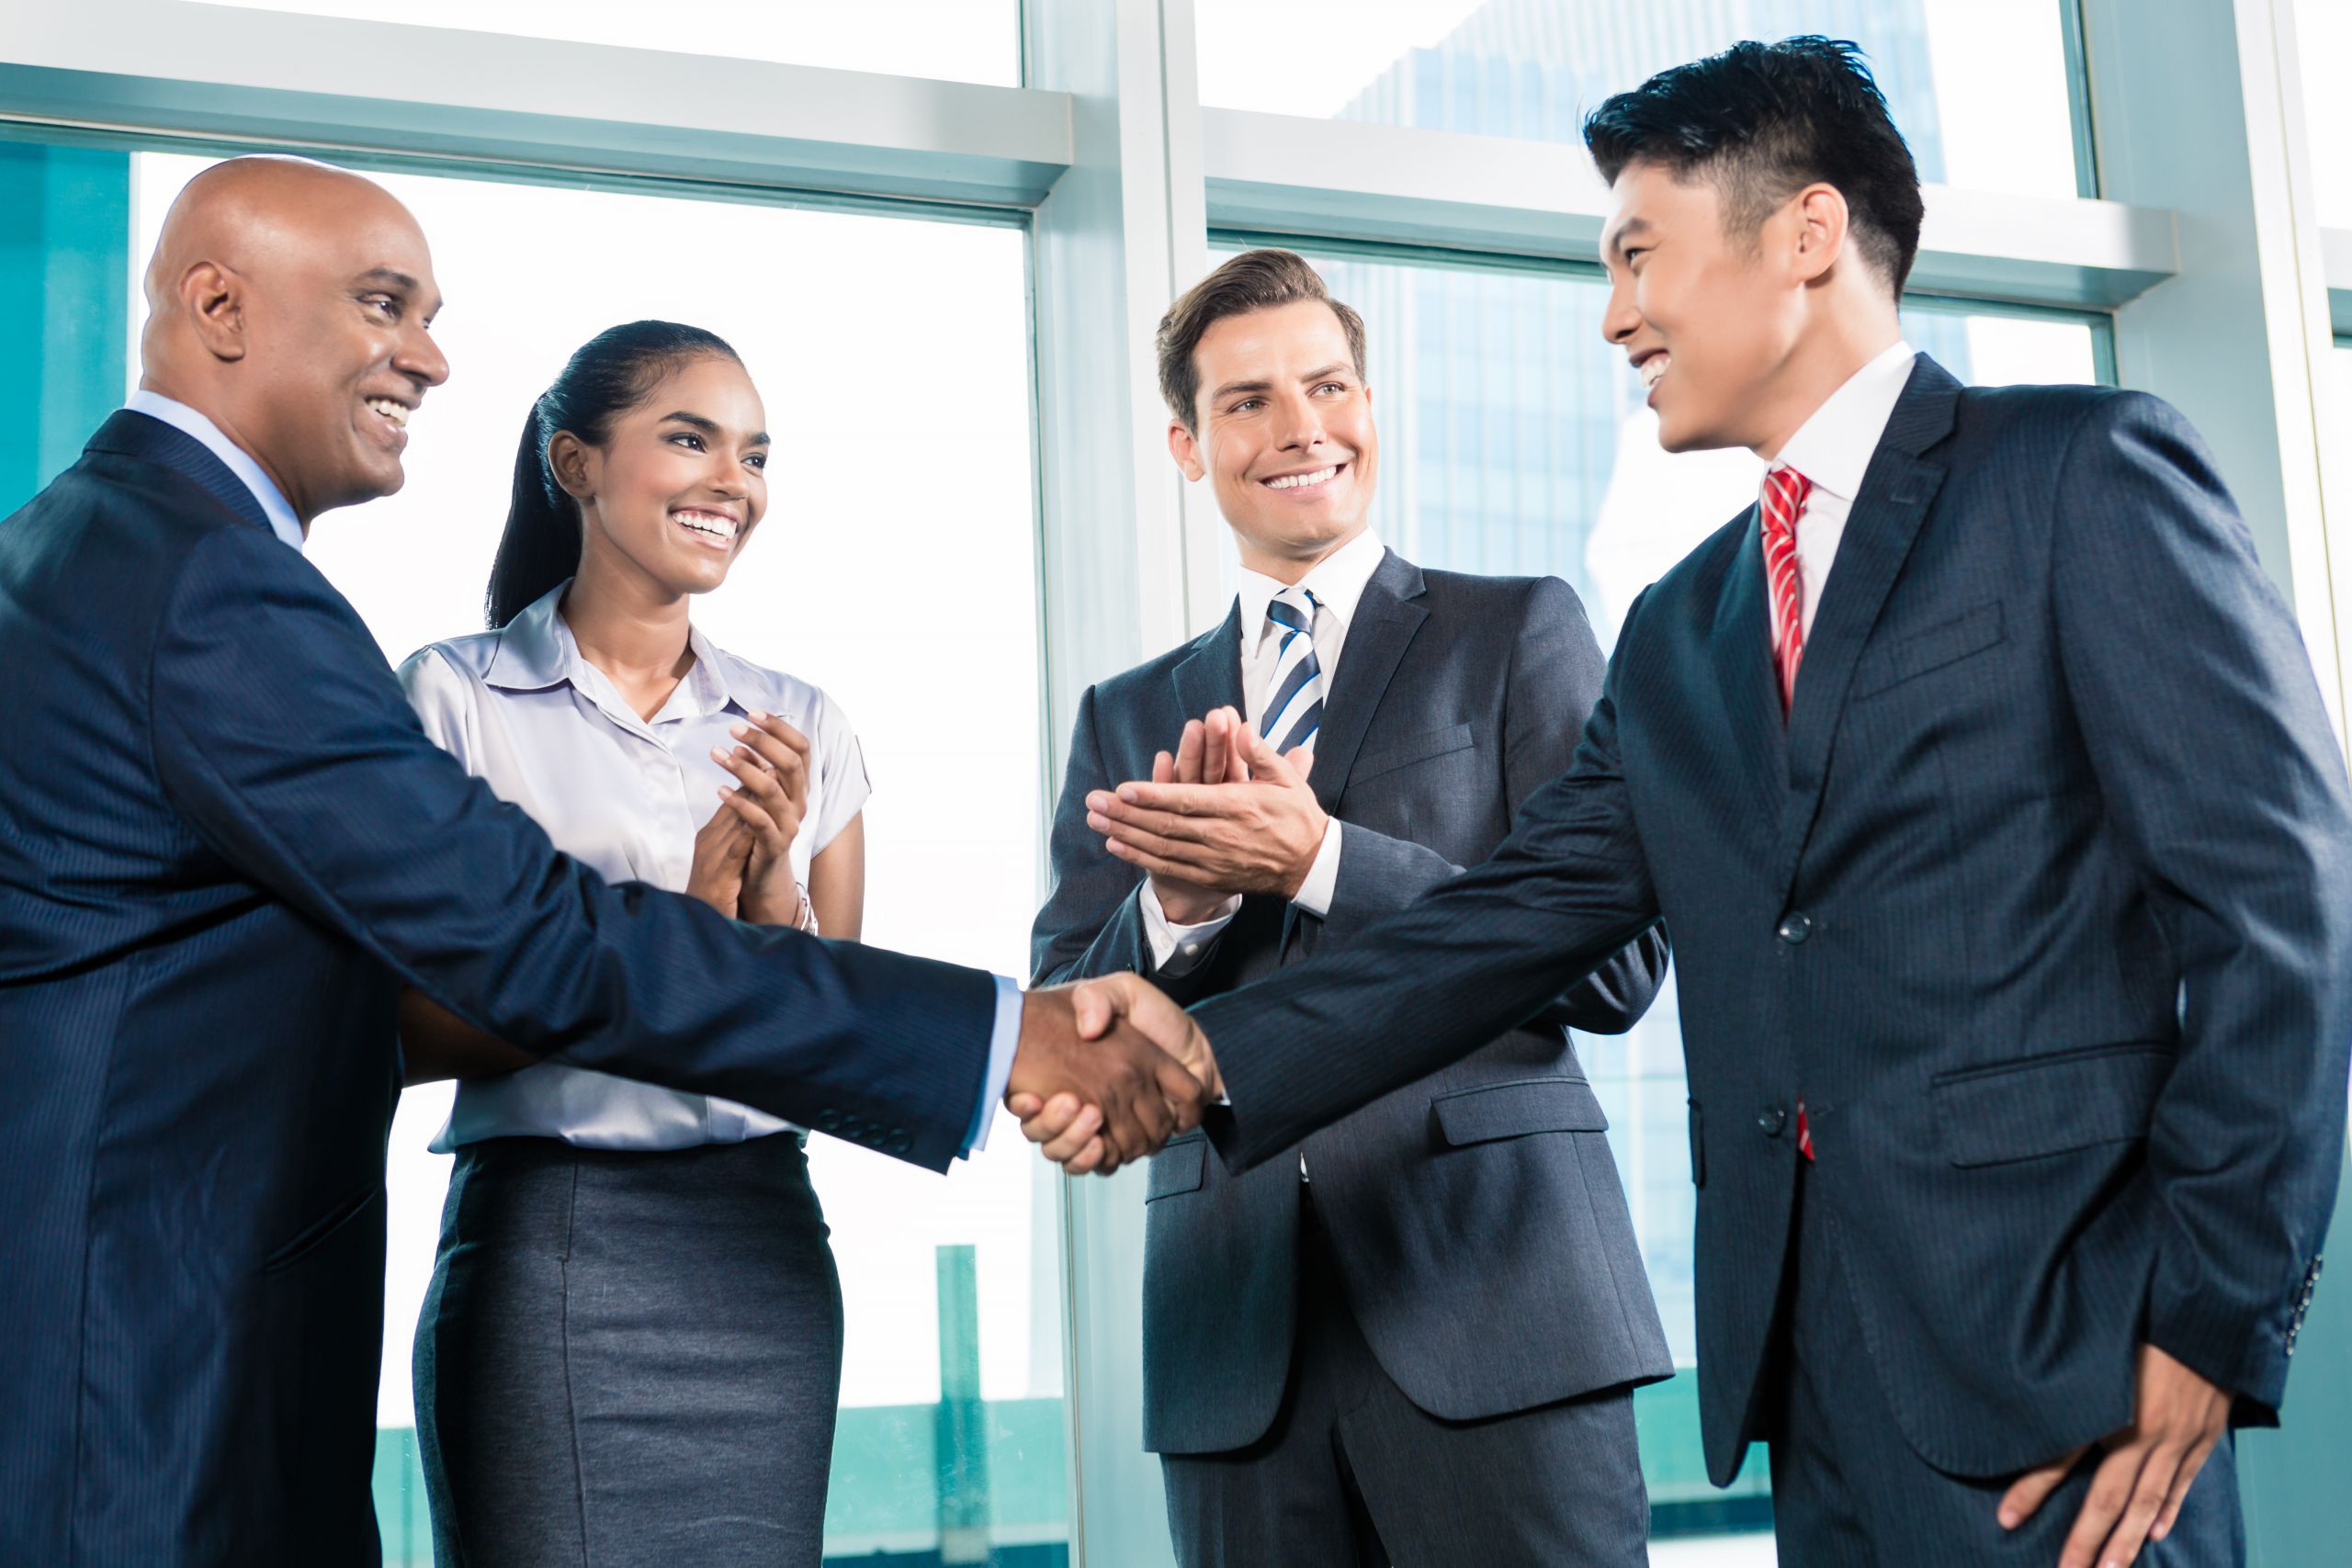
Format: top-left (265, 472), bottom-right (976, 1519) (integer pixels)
top-left (3, 2), bottom-right (2346, 1564)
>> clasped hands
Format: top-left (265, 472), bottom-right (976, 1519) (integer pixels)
top-left (688, 710), bottom-right (814, 927)
top-left (1008, 707), bottom-right (1316, 1174)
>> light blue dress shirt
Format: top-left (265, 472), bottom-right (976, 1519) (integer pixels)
top-left (401, 581), bottom-right (1020, 1156)
top-left (123, 389), bottom-right (307, 552)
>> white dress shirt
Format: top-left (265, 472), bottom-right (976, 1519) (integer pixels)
top-left (402, 581), bottom-right (882, 1152)
top-left (123, 389), bottom-right (307, 552)
top-left (1141, 526), bottom-right (1389, 974)
top-left (1768, 340), bottom-right (1917, 637)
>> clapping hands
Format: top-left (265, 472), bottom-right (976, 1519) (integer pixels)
top-left (687, 710), bottom-right (814, 927)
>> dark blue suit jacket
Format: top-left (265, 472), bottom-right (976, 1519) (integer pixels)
top-left (0, 412), bottom-right (998, 1563)
top-left (1193, 360), bottom-right (2352, 1483)
top-left (1033, 550), bottom-right (1670, 1456)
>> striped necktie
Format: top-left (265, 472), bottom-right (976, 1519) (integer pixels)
top-left (1262, 587), bottom-right (1325, 756)
top-left (1761, 464), bottom-right (1814, 716)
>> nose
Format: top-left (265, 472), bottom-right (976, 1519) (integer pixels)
top-left (397, 321), bottom-right (449, 389)
top-left (1600, 276), bottom-right (1641, 348)
top-left (1273, 389), bottom-right (1325, 451)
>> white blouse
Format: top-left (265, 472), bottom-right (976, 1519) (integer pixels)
top-left (398, 580), bottom-right (871, 1152)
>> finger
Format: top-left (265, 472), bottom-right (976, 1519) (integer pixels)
top-left (1154, 1048), bottom-right (1210, 1133)
top-left (2059, 1445), bottom-right (2149, 1568)
top-left (2151, 1433), bottom-right (2219, 1543)
top-left (743, 711), bottom-right (813, 768)
top-left (1058, 1134), bottom-right (1112, 1176)
top-left (1153, 750), bottom-right (1175, 786)
top-left (1069, 978), bottom-right (1119, 1041)
top-left (1088, 807), bottom-right (1217, 855)
top-left (1174, 719), bottom-right (1205, 785)
top-left (1103, 835), bottom-right (1225, 886)
top-left (1292, 746), bottom-right (1316, 781)
top-left (1203, 708), bottom-right (1230, 785)
top-left (2095, 1444), bottom-right (2184, 1568)
top-left (1091, 793), bottom-right (1232, 840)
top-left (2000, 1447), bottom-right (2088, 1530)
top-left (1238, 725), bottom-right (1299, 789)
top-left (1112, 781), bottom-right (1238, 815)
top-left (1006, 1091), bottom-right (1044, 1119)
top-left (716, 784), bottom-right (782, 841)
top-left (1035, 1100), bottom-right (1103, 1162)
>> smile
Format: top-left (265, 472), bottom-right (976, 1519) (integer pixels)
top-left (673, 507), bottom-right (740, 546)
top-left (364, 396), bottom-right (411, 431)
top-left (1261, 464), bottom-right (1342, 493)
top-left (1639, 355), bottom-right (1670, 392)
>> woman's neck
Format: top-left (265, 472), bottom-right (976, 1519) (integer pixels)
top-left (561, 564), bottom-right (695, 721)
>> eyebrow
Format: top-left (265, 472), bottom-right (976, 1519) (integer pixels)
top-left (1210, 363), bottom-right (1356, 405)
top-left (1604, 218), bottom-right (1655, 263)
top-left (355, 267), bottom-right (446, 319)
top-left (658, 411), bottom-right (771, 445)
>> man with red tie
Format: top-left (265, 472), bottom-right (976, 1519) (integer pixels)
top-left (1063, 35), bottom-right (2352, 1568)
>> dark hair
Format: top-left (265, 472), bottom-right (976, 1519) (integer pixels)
top-left (485, 320), bottom-right (742, 628)
top-left (1155, 249), bottom-right (1368, 434)
top-left (1582, 37), bottom-right (1925, 295)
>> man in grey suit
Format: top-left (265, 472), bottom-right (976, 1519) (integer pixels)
top-left (1050, 40), bottom-right (2352, 1568)
top-left (1026, 250), bottom-right (1672, 1565)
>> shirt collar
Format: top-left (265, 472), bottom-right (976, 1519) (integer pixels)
top-left (1237, 527), bottom-right (1387, 647)
top-left (124, 389), bottom-right (306, 553)
top-left (1770, 340), bottom-right (1917, 503)
top-left (485, 578), bottom-right (741, 722)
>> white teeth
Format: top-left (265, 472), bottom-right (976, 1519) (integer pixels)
top-left (1265, 466), bottom-right (1339, 491)
top-left (1639, 355), bottom-right (1669, 390)
top-left (674, 510), bottom-right (739, 541)
top-left (365, 397), bottom-right (410, 429)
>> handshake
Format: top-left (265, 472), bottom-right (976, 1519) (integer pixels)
top-left (1004, 975), bottom-right (1218, 1175)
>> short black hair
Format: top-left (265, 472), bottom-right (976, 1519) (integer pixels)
top-left (1582, 37), bottom-right (1925, 296)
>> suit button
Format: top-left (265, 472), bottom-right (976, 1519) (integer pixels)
top-left (816, 1111), bottom-right (841, 1133)
top-left (889, 1134), bottom-right (912, 1155)
top-left (1758, 1106), bottom-right (1788, 1137)
top-left (1777, 912), bottom-right (1813, 944)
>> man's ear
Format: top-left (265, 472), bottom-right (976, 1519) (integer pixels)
top-left (547, 430), bottom-right (597, 502)
top-left (1167, 419), bottom-right (1207, 482)
top-left (1789, 182), bottom-right (1850, 286)
top-left (180, 262), bottom-right (248, 364)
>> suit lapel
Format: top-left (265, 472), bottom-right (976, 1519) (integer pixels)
top-left (1306, 548), bottom-right (1428, 815)
top-left (1708, 505), bottom-right (1788, 834)
top-left (1170, 604), bottom-right (1247, 734)
top-left (1770, 356), bottom-right (1960, 897)
top-left (87, 409), bottom-right (273, 535)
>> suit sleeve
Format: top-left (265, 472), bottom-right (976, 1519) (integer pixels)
top-left (1313, 576), bottom-right (1667, 1033)
top-left (1029, 683), bottom-right (1227, 999)
top-left (1197, 603), bottom-right (1664, 1170)
top-left (149, 529), bottom-right (995, 1172)
top-left (2051, 392), bottom-right (2352, 1413)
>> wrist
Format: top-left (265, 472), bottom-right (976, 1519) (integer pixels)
top-left (1150, 877), bottom-right (1227, 926)
top-left (1283, 812), bottom-right (1332, 899)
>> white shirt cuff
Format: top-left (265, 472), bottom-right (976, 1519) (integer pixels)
top-left (1289, 818), bottom-right (1342, 919)
top-left (1138, 879), bottom-right (1240, 976)
top-left (961, 974), bottom-right (1025, 1157)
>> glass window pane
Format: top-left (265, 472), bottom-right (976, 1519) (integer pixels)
top-left (130, 154), bottom-right (1058, 1565)
top-left (1209, 243), bottom-right (2100, 1554)
top-left (198, 0), bottom-right (1020, 87)
top-left (1195, 0), bottom-right (2086, 200)
top-left (2297, 0), bottom-right (2352, 228)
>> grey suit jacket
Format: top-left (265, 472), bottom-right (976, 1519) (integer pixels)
top-left (1033, 548), bottom-right (1673, 1455)
top-left (1190, 361), bottom-right (2352, 1484)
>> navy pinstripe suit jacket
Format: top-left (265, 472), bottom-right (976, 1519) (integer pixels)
top-left (0, 412), bottom-right (997, 1563)
top-left (1194, 358), bottom-right (2352, 1484)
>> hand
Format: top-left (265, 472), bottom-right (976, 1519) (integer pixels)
top-left (1009, 974), bottom-right (1222, 1174)
top-left (684, 798), bottom-right (754, 917)
top-left (1088, 718), bottom-right (1326, 900)
top-left (1997, 1343), bottom-right (2231, 1568)
top-left (1141, 705), bottom-right (1251, 923)
top-left (1004, 974), bottom-right (1219, 1175)
top-left (710, 710), bottom-right (812, 926)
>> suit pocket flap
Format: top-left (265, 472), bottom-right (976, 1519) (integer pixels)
top-left (1146, 1134), bottom-right (1208, 1200)
top-left (1351, 721), bottom-right (1474, 784)
top-left (1432, 1077), bottom-right (1608, 1145)
top-left (1855, 600), bottom-right (2007, 698)
top-left (1932, 1043), bottom-right (2170, 1168)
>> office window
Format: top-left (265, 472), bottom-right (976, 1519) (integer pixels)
top-left (1206, 243), bottom-right (2100, 1552)
top-left (202, 0), bottom-right (1021, 87)
top-left (2297, 0), bottom-right (2352, 227)
top-left (130, 154), bottom-right (1059, 1568)
top-left (1195, 0), bottom-right (2086, 199)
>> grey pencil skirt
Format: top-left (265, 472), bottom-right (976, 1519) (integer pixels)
top-left (413, 1134), bottom-right (844, 1567)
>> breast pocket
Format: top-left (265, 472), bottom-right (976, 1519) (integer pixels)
top-left (1350, 722), bottom-right (1476, 784)
top-left (1852, 600), bottom-right (2007, 701)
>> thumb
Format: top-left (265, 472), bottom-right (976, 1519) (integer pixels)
top-left (1242, 726), bottom-right (1299, 787)
top-left (1069, 976), bottom-right (1124, 1040)
top-left (1292, 746), bottom-right (1315, 781)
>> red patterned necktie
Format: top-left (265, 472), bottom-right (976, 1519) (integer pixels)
top-left (1761, 465), bottom-right (1814, 715)
top-left (1761, 465), bottom-right (1818, 1162)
